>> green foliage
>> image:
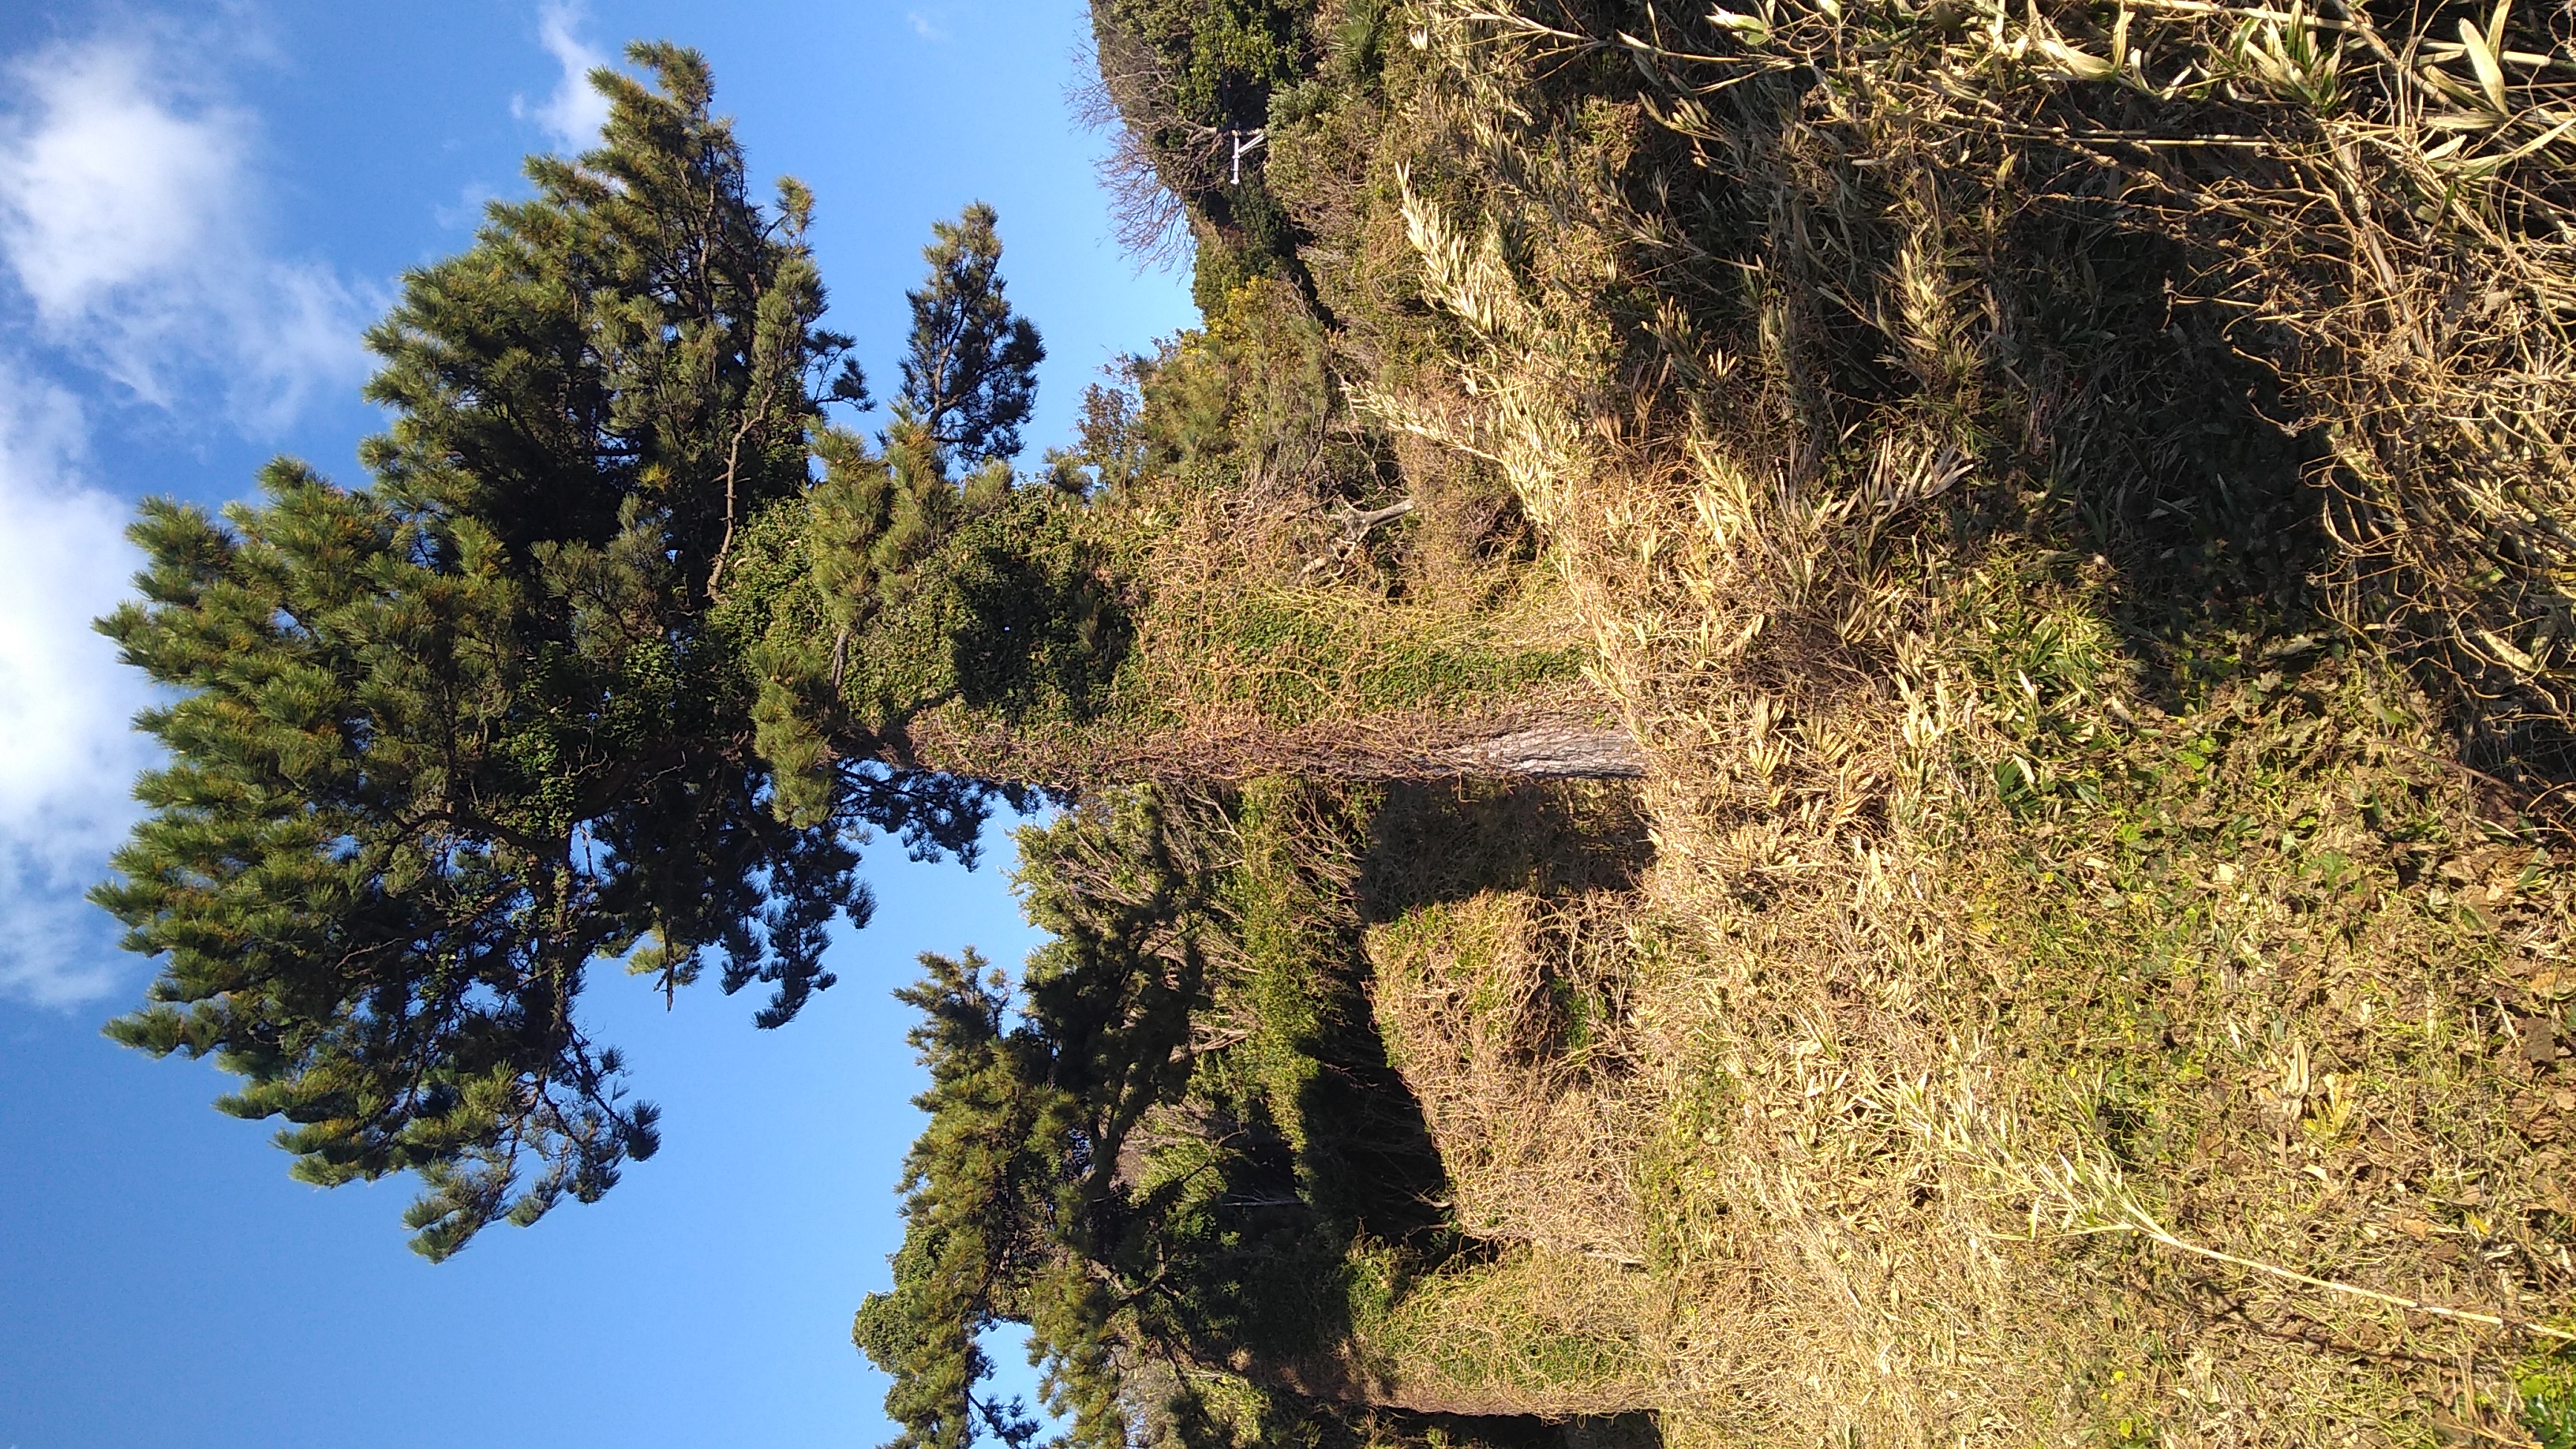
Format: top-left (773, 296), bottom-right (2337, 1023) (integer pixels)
top-left (1107, 0), bottom-right (1306, 127)
top-left (92, 46), bottom-right (982, 1260)
top-left (1132, 278), bottom-right (1346, 484)
top-left (716, 207), bottom-right (1140, 815)
top-left (1189, 180), bottom-right (1301, 315)
top-left (1040, 370), bottom-right (1153, 498)
top-left (863, 784), bottom-right (1485, 1447)
top-left (722, 426), bottom-right (1131, 817)
top-left (899, 204), bottom-right (1047, 470)
top-left (856, 948), bottom-right (1058, 1449)
top-left (2524, 1351), bottom-right (2576, 1449)
top-left (859, 791), bottom-right (1225, 1448)
top-left (815, 443), bottom-right (1127, 735)
top-left (1091, 0), bottom-right (1318, 300)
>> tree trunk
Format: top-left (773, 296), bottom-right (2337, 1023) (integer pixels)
top-left (897, 707), bottom-right (1645, 791)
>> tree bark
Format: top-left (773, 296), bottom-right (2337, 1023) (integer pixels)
top-left (893, 706), bottom-right (1645, 792)
top-left (1436, 719), bottom-right (1646, 778)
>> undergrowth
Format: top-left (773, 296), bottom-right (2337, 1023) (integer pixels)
top-left (1249, 0), bottom-right (2576, 1433)
top-left (884, 0), bottom-right (2576, 1436)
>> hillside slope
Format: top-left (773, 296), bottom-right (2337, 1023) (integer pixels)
top-left (871, 0), bottom-right (2576, 1442)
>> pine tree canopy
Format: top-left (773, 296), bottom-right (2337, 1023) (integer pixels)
top-left (856, 794), bottom-right (1225, 1449)
top-left (854, 785), bottom-right (1472, 1449)
top-left (722, 208), bottom-right (1117, 826)
top-left (897, 203), bottom-right (1048, 470)
top-left (91, 44), bottom-right (985, 1261)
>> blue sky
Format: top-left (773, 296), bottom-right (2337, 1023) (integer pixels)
top-left (0, 2), bottom-right (1195, 1444)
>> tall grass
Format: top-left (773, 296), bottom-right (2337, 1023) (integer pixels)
top-left (1275, 0), bottom-right (2576, 1438)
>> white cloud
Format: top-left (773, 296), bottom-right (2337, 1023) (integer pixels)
top-left (434, 180), bottom-right (503, 232)
top-left (0, 25), bottom-right (376, 1006)
top-left (908, 11), bottom-right (949, 40)
top-left (514, 2), bottom-right (612, 152)
top-left (0, 371), bottom-right (155, 1007)
top-left (0, 34), bottom-right (370, 432)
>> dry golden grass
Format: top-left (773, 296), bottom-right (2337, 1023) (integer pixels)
top-left (1369, 889), bottom-right (1656, 1264)
top-left (1300, 0), bottom-right (2576, 1439)
top-left (1357, 1241), bottom-right (1677, 1418)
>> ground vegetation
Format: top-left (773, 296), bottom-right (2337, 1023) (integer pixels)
top-left (858, 0), bottom-right (2576, 1441)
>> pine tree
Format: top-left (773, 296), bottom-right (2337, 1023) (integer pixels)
top-left (897, 204), bottom-right (1047, 471)
top-left (853, 949), bottom-right (1057, 1449)
top-left (92, 36), bottom-right (1632, 1269)
top-left (856, 792), bottom-right (1223, 1449)
top-left (93, 44), bottom-right (984, 1260)
top-left (728, 207), bottom-right (1120, 828)
top-left (854, 784), bottom-right (1473, 1449)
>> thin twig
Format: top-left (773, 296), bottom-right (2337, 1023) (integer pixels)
top-left (2107, 1202), bottom-right (2576, 1343)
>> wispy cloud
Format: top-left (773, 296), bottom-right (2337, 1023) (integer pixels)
top-left (0, 24), bottom-right (377, 1006)
top-left (908, 10), bottom-right (949, 41)
top-left (0, 33), bottom-right (370, 432)
top-left (0, 373), bottom-right (154, 1007)
top-left (434, 179), bottom-right (504, 232)
top-left (513, 2), bottom-right (612, 152)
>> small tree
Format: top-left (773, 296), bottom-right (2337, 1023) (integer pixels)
top-left (855, 783), bottom-right (1480, 1449)
top-left (852, 949), bottom-right (1058, 1449)
top-left (856, 792), bottom-right (1224, 1449)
